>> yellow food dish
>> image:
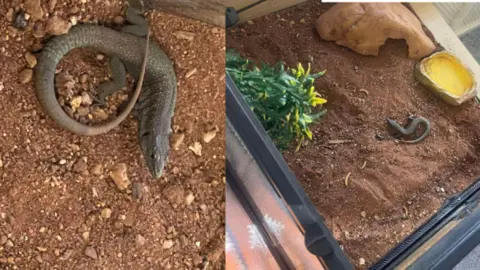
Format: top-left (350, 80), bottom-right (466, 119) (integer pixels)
top-left (414, 51), bottom-right (477, 106)
top-left (423, 53), bottom-right (473, 96)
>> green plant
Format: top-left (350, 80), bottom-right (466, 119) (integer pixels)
top-left (226, 50), bottom-right (327, 151)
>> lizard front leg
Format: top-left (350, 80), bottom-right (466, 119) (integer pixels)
top-left (94, 56), bottom-right (127, 105)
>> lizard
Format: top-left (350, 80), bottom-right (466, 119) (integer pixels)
top-left (34, 4), bottom-right (177, 178)
top-left (386, 116), bottom-right (431, 144)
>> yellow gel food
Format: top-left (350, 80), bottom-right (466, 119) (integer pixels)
top-left (424, 54), bottom-right (473, 96)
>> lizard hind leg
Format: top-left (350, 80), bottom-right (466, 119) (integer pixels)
top-left (96, 56), bottom-right (127, 104)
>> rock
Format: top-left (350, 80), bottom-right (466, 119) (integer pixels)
top-left (110, 163), bottom-right (130, 191)
top-left (5, 239), bottom-right (13, 248)
top-left (91, 164), bottom-right (103, 176)
top-left (135, 234), bottom-right (146, 247)
top-left (82, 231), bottom-right (90, 241)
top-left (300, 18), bottom-right (306, 24)
top-left (202, 129), bottom-right (217, 143)
top-left (92, 108), bottom-right (109, 120)
top-left (0, 235), bottom-right (7, 245)
top-left (37, 246), bottom-right (48, 252)
top-left (162, 185), bottom-right (185, 205)
top-left (84, 246), bottom-right (97, 259)
top-left (114, 16), bottom-right (125, 24)
top-left (315, 3), bottom-right (435, 59)
top-left (72, 159), bottom-right (88, 175)
top-left (132, 182), bottom-right (143, 200)
top-left (185, 193), bottom-right (195, 205)
top-left (13, 10), bottom-right (28, 30)
top-left (76, 107), bottom-right (90, 116)
top-left (69, 6), bottom-right (80, 14)
top-left (24, 0), bottom-right (44, 20)
top-left (70, 16), bottom-right (78, 26)
top-left (19, 69), bottom-right (33, 84)
top-left (33, 21), bottom-right (46, 38)
top-left (162, 240), bottom-right (174, 249)
top-left (189, 142), bottom-right (202, 156)
top-left (122, 214), bottom-right (135, 227)
top-left (96, 54), bottom-right (105, 60)
top-left (247, 20), bottom-right (253, 25)
top-left (81, 92), bottom-right (93, 106)
top-left (80, 74), bottom-right (88, 83)
top-left (170, 133), bottom-right (185, 150)
top-left (25, 52), bottom-right (37, 68)
top-left (6, 8), bottom-right (14, 22)
top-left (46, 16), bottom-right (72, 36)
top-left (360, 211), bottom-right (367, 218)
top-left (200, 204), bottom-right (207, 212)
top-left (359, 258), bottom-right (366, 266)
top-left (48, 0), bottom-right (58, 12)
top-left (100, 208), bottom-right (112, 219)
top-left (60, 249), bottom-right (73, 261)
top-left (179, 235), bottom-right (188, 247)
top-left (185, 68), bottom-right (197, 78)
top-left (70, 96), bottom-right (82, 109)
top-left (173, 31), bottom-right (196, 41)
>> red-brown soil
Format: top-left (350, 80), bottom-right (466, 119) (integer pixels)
top-left (227, 1), bottom-right (480, 268)
top-left (0, 0), bottom-right (225, 269)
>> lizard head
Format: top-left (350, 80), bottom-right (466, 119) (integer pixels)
top-left (140, 131), bottom-right (169, 179)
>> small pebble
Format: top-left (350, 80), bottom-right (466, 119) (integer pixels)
top-left (172, 31), bottom-right (196, 41)
top-left (135, 234), bottom-right (146, 247)
top-left (80, 74), bottom-right (88, 83)
top-left (24, 0), bottom-right (44, 19)
top-left (189, 142), bottom-right (202, 156)
top-left (18, 69), bottom-right (33, 84)
top-left (25, 52), bottom-right (37, 68)
top-left (84, 246), bottom-right (97, 259)
top-left (70, 96), bottom-right (82, 109)
top-left (81, 92), bottom-right (93, 106)
top-left (202, 129), bottom-right (217, 143)
top-left (162, 240), bottom-right (174, 249)
top-left (96, 54), bottom-right (105, 61)
top-left (48, 0), bottom-right (57, 11)
top-left (185, 193), bottom-right (195, 205)
top-left (359, 258), bottom-right (366, 266)
top-left (110, 163), bottom-right (130, 191)
top-left (5, 239), bottom-right (14, 248)
top-left (60, 249), bottom-right (73, 261)
top-left (170, 133), bottom-right (185, 150)
top-left (46, 15), bottom-right (72, 35)
top-left (361, 211), bottom-right (366, 218)
top-left (100, 208), bottom-right (112, 219)
top-left (72, 159), bottom-right (88, 175)
top-left (91, 164), bottom-right (103, 176)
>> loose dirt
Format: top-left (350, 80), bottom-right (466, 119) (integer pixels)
top-left (227, 1), bottom-right (480, 268)
top-left (0, 0), bottom-right (225, 269)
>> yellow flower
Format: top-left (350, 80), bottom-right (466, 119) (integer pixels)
top-left (311, 97), bottom-right (327, 107)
